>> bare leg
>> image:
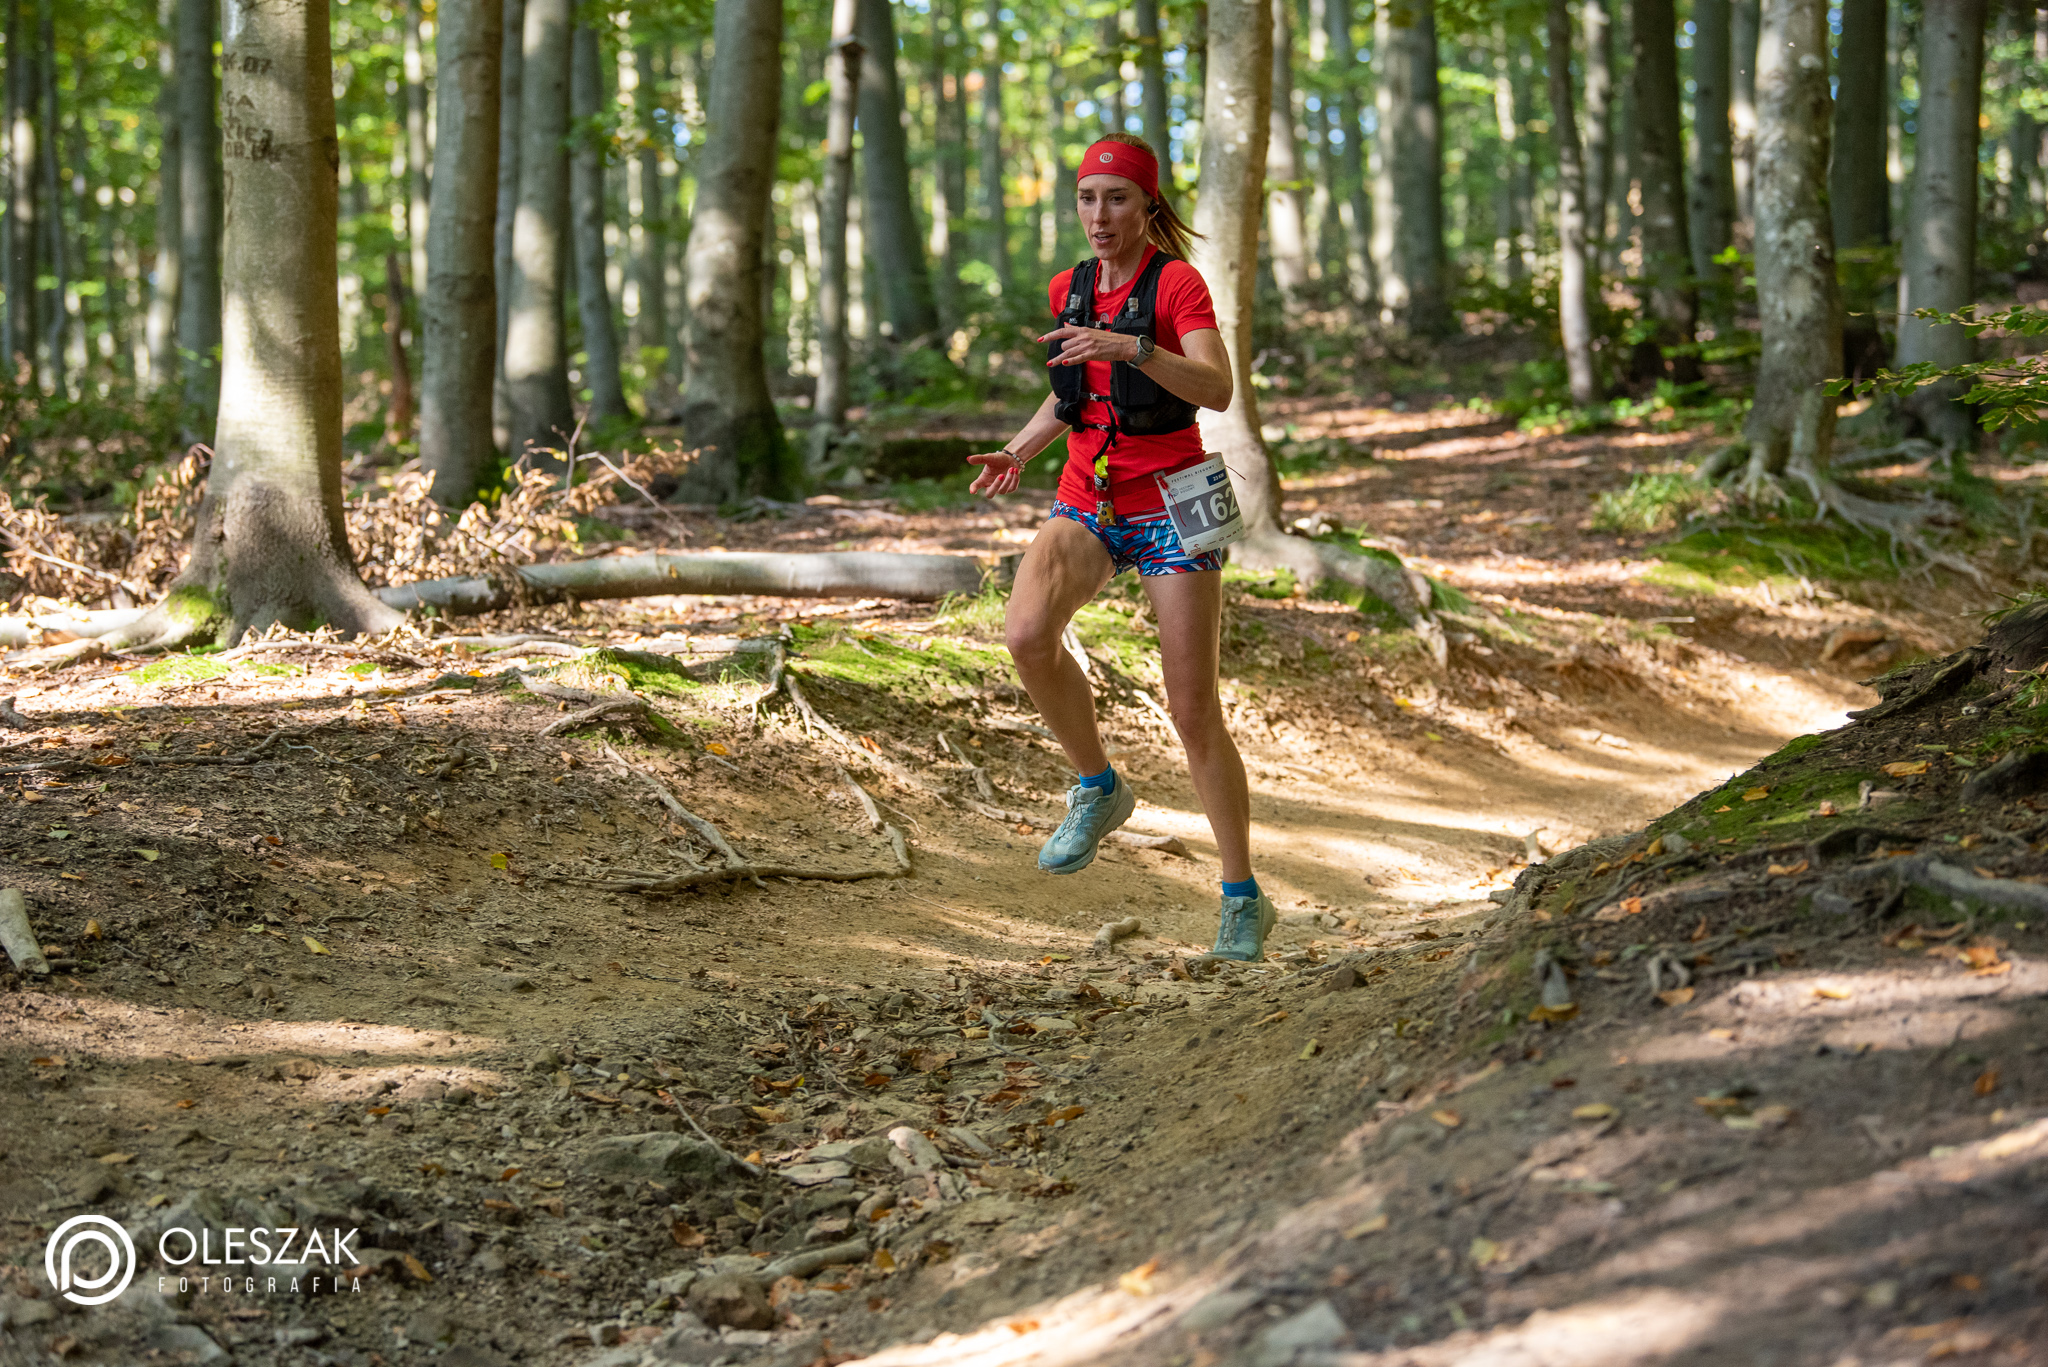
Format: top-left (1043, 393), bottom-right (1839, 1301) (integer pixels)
top-left (1142, 570), bottom-right (1252, 882)
top-left (1005, 517), bottom-right (1116, 776)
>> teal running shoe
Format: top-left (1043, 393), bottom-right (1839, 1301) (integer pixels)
top-left (1200, 891), bottom-right (1277, 962)
top-left (1036, 777), bottom-right (1136, 874)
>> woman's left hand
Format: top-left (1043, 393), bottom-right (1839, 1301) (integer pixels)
top-left (1040, 325), bottom-right (1138, 367)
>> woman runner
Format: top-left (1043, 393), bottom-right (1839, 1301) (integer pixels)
top-left (964, 133), bottom-right (1274, 963)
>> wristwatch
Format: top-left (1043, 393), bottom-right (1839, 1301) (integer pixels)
top-left (1130, 335), bottom-right (1156, 367)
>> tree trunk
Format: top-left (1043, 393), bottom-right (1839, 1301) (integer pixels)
top-left (855, 0), bottom-right (939, 341)
top-left (145, 0), bottom-right (182, 393)
top-left (176, 0), bottom-right (223, 413)
top-left (1372, 0), bottom-right (1448, 334)
top-left (979, 0), bottom-right (1010, 292)
top-left (1830, 0), bottom-right (1889, 249)
top-left (1265, 0), bottom-right (1311, 303)
top-left (505, 0), bottom-right (574, 465)
top-left (926, 2), bottom-right (960, 332)
top-left (1323, 0), bottom-right (1374, 308)
top-left (36, 0), bottom-right (59, 396)
top-left (570, 22), bottom-right (630, 428)
top-left (815, 0), bottom-right (861, 433)
top-left (1895, 0), bottom-right (1985, 450)
top-left (1687, 0), bottom-right (1735, 323)
top-left (1582, 0), bottom-right (1614, 257)
top-left (1, 0), bottom-right (29, 371)
top-left (120, 0), bottom-right (403, 650)
top-left (1135, 0), bottom-right (1171, 178)
top-left (1730, 0), bottom-right (1758, 228)
top-left (1629, 0), bottom-right (1697, 382)
top-left (382, 253), bottom-right (415, 443)
top-left (632, 42), bottom-right (675, 412)
top-left (1741, 0), bottom-right (1839, 490)
top-left (490, 0), bottom-right (523, 448)
top-left (678, 0), bottom-right (792, 501)
top-left (1548, 0), bottom-right (1597, 406)
top-left (419, 0), bottom-right (501, 508)
top-left (376, 550), bottom-right (983, 614)
top-left (1191, 0), bottom-right (1432, 645)
top-left (403, 0), bottom-right (430, 296)
top-left (1492, 23), bottom-right (1524, 284)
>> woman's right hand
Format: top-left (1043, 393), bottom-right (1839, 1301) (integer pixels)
top-left (965, 450), bottom-right (1024, 497)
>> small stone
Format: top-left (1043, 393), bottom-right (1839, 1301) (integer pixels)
top-left (1253, 1300), bottom-right (1349, 1366)
top-left (1027, 1015), bottom-right (1079, 1035)
top-left (778, 1160), bottom-right (853, 1187)
top-left (809, 1216), bottom-right (853, 1244)
top-left (687, 1273), bottom-right (774, 1331)
top-left (1180, 1288), bottom-right (1260, 1333)
top-left (395, 1077), bottom-right (447, 1103)
top-left (444, 1084), bottom-right (476, 1106)
top-left (703, 1104), bottom-right (750, 1129)
top-left (887, 1126), bottom-right (945, 1176)
top-left (1322, 964), bottom-right (1358, 993)
top-left (1662, 832), bottom-right (1693, 857)
top-left (579, 1133), bottom-right (734, 1188)
top-left (149, 1323), bottom-right (228, 1363)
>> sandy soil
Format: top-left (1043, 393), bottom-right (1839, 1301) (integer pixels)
top-left (2, 404), bottom-right (2044, 1367)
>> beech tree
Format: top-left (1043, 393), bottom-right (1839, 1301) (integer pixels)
top-left (1830, 0), bottom-right (1888, 250)
top-left (1630, 0), bottom-right (1698, 381)
top-left (814, 0), bottom-right (861, 436)
top-left (1581, 0), bottom-right (1614, 255)
top-left (678, 0), bottom-right (792, 500)
top-left (1322, 0), bottom-right (1374, 308)
top-left (1548, 0), bottom-right (1597, 405)
top-left (1265, 0), bottom-right (1311, 304)
top-left (419, 0), bottom-right (501, 508)
top-left (1191, 0), bottom-right (1437, 654)
top-left (1895, 0), bottom-right (1987, 451)
top-left (1688, 0), bottom-right (1735, 322)
top-left (856, 0), bottom-right (939, 341)
top-left (504, 0), bottom-right (573, 465)
top-left (91, 0), bottom-right (401, 650)
top-left (175, 0), bottom-right (222, 411)
top-left (569, 22), bottom-right (629, 427)
top-left (1740, 0), bottom-right (1841, 502)
top-left (489, 0), bottom-right (524, 446)
top-left (1373, 0), bottom-right (1448, 334)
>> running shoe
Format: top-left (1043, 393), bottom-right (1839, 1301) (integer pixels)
top-left (1199, 891), bottom-right (1277, 962)
top-left (1036, 777), bottom-right (1137, 874)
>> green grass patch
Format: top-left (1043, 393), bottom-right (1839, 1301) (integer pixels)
top-left (126, 653), bottom-right (231, 686)
top-left (789, 624), bottom-right (1010, 697)
top-left (1643, 517), bottom-right (1905, 594)
top-left (932, 582), bottom-right (1009, 638)
top-left (545, 647), bottom-right (702, 698)
top-left (1593, 472), bottom-right (1717, 533)
top-left (1224, 564), bottom-right (1298, 599)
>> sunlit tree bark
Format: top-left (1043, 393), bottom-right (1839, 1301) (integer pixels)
top-left (420, 0), bottom-right (501, 507)
top-left (815, 0), bottom-right (861, 433)
top-left (570, 22), bottom-right (629, 427)
top-left (1265, 0), bottom-right (1311, 304)
top-left (1548, 0), bottom-right (1597, 405)
top-left (678, 0), bottom-right (793, 499)
top-left (504, 0), bottom-right (574, 464)
top-left (1895, 0), bottom-right (1985, 450)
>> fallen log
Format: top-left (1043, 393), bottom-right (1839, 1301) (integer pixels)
top-left (0, 889), bottom-right (50, 976)
top-left (373, 551), bottom-right (985, 614)
top-left (0, 607), bottom-right (148, 648)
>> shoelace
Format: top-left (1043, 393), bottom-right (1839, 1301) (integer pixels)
top-left (1052, 786), bottom-right (1103, 841)
top-left (1216, 901), bottom-right (1247, 946)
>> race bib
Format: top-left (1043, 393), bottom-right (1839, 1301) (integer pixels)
top-left (1154, 454), bottom-right (1246, 555)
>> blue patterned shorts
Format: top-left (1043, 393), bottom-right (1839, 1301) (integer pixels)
top-left (1049, 500), bottom-right (1225, 577)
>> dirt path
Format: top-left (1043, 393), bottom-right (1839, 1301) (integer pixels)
top-left (3, 407), bottom-right (2043, 1367)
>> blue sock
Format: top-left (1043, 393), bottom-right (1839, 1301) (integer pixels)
top-left (1221, 877), bottom-right (1260, 900)
top-left (1077, 763), bottom-right (1116, 793)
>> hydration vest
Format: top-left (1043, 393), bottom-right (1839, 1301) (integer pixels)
top-left (1047, 251), bottom-right (1200, 445)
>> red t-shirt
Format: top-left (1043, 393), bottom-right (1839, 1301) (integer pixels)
top-left (1046, 248), bottom-right (1218, 518)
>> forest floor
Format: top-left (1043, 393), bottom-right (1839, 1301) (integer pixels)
top-left (2, 400), bottom-right (2047, 1367)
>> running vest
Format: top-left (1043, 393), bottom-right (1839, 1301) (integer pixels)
top-left (1047, 252), bottom-right (1200, 444)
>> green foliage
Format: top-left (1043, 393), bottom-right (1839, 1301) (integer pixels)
top-left (1593, 471), bottom-right (1718, 534)
top-left (1831, 303), bottom-right (2048, 438)
top-left (1644, 513), bottom-right (1908, 592)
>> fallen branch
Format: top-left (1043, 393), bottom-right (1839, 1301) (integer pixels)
top-left (601, 743), bottom-right (747, 866)
top-left (1093, 916), bottom-right (1142, 949)
top-left (0, 888), bottom-right (50, 976)
top-left (839, 768), bottom-right (912, 873)
top-left (373, 550), bottom-right (985, 615)
top-left (573, 861), bottom-right (904, 893)
top-left (939, 731), bottom-right (996, 801)
top-left (0, 608), bottom-right (148, 648)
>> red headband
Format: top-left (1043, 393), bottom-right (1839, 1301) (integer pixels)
top-left (1077, 139), bottom-right (1159, 199)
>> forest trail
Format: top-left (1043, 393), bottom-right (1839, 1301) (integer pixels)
top-left (3, 407), bottom-right (2045, 1367)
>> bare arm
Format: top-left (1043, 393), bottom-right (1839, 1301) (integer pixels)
top-left (965, 393), bottom-right (1067, 496)
top-left (1038, 324), bottom-right (1233, 412)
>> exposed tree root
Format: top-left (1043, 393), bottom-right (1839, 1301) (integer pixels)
top-left (540, 699), bottom-right (660, 738)
top-left (0, 696), bottom-right (35, 730)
